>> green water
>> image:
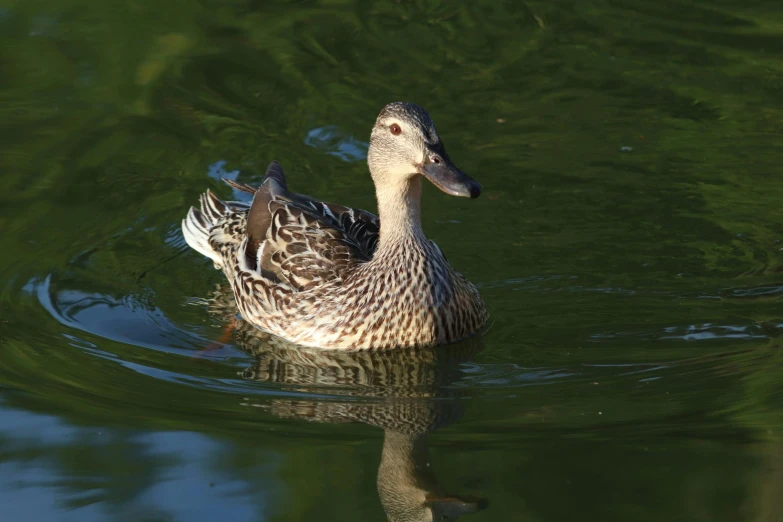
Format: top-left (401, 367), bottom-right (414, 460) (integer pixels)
top-left (3, 0), bottom-right (783, 520)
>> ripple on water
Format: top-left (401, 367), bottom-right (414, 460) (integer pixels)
top-left (30, 275), bottom-right (234, 360)
top-left (26, 270), bottom-right (660, 401)
top-left (304, 126), bottom-right (368, 162)
top-left (720, 283), bottom-right (783, 300)
top-left (660, 323), bottom-right (768, 341)
top-left (27, 259), bottom-right (779, 405)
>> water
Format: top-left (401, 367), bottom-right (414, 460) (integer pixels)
top-left (3, 0), bottom-right (783, 520)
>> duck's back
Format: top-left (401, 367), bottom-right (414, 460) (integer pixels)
top-left (224, 162), bottom-right (380, 289)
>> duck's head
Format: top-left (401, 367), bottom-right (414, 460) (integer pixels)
top-left (368, 102), bottom-right (481, 199)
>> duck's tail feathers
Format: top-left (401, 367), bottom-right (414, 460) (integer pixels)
top-left (182, 190), bottom-right (228, 266)
top-left (262, 161), bottom-right (287, 191)
top-left (222, 161), bottom-right (287, 197)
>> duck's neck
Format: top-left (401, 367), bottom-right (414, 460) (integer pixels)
top-left (374, 176), bottom-right (427, 253)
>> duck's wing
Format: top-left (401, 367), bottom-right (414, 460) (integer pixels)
top-left (224, 162), bottom-right (380, 291)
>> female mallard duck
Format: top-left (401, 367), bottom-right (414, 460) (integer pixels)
top-left (182, 102), bottom-right (487, 350)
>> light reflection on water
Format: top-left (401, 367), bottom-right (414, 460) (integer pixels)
top-left (304, 126), bottom-right (368, 162)
top-left (0, 404), bottom-right (273, 522)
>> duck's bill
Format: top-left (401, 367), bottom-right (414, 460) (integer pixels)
top-left (417, 158), bottom-right (481, 199)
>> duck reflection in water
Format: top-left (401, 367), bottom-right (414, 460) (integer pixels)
top-left (208, 286), bottom-right (488, 521)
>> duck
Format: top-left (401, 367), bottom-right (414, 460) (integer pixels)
top-left (182, 102), bottom-right (487, 350)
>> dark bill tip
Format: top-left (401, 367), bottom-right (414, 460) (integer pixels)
top-left (416, 156), bottom-right (481, 199)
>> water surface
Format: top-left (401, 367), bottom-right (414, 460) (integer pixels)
top-left (3, 1), bottom-right (783, 520)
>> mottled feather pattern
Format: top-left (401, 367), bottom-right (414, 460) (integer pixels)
top-left (184, 185), bottom-right (486, 350)
top-left (183, 103), bottom-right (487, 350)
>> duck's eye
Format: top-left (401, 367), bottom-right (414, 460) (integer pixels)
top-left (390, 123), bottom-right (402, 135)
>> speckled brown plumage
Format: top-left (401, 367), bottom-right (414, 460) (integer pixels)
top-left (182, 102), bottom-right (488, 350)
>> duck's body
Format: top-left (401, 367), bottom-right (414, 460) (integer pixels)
top-left (182, 102), bottom-right (487, 350)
